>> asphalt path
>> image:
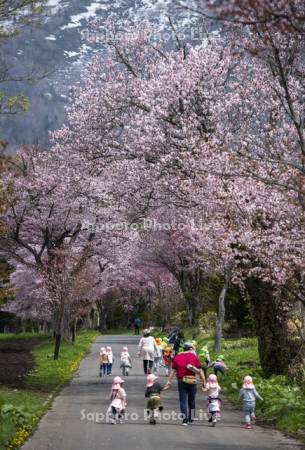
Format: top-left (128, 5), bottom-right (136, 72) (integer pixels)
top-left (22, 335), bottom-right (303, 450)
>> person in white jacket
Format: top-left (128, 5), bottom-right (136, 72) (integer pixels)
top-left (138, 329), bottom-right (157, 374)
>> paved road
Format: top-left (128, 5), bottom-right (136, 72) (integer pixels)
top-left (22, 336), bottom-right (303, 450)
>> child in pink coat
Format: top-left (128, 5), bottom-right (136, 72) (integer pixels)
top-left (108, 376), bottom-right (127, 424)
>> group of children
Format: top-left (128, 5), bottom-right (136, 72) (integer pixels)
top-left (99, 346), bottom-right (114, 377)
top-left (101, 341), bottom-right (263, 429)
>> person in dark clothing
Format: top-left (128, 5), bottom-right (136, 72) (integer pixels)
top-left (168, 327), bottom-right (184, 355)
top-left (145, 374), bottom-right (165, 424)
top-left (134, 317), bottom-right (141, 335)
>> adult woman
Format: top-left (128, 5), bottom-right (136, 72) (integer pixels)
top-left (164, 341), bottom-right (206, 425)
top-left (138, 329), bottom-right (157, 374)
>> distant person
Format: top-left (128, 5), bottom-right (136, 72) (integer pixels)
top-left (134, 317), bottom-right (141, 335)
top-left (145, 373), bottom-right (165, 425)
top-left (164, 342), bottom-right (206, 425)
top-left (239, 376), bottom-right (263, 429)
top-left (138, 329), bottom-right (157, 374)
top-left (168, 327), bottom-right (184, 355)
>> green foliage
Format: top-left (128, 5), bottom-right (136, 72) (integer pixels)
top-left (0, 257), bottom-right (15, 307)
top-left (211, 337), bottom-right (305, 439)
top-left (0, 332), bottom-right (48, 341)
top-left (0, 331), bottom-right (97, 449)
top-left (198, 311), bottom-right (217, 334)
top-left (180, 331), bottom-right (305, 440)
top-left (0, 92), bottom-right (30, 114)
top-left (25, 330), bottom-right (97, 391)
top-left (0, 404), bottom-right (32, 427)
top-left (0, 388), bottom-right (46, 450)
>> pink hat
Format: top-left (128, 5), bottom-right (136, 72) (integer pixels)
top-left (123, 346), bottom-right (128, 352)
top-left (106, 346), bottom-right (112, 351)
top-left (207, 374), bottom-right (219, 389)
top-left (243, 375), bottom-right (255, 389)
top-left (146, 373), bottom-right (158, 387)
top-left (112, 376), bottom-right (124, 389)
top-left (100, 347), bottom-right (105, 352)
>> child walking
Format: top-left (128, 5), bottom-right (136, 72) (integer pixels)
top-left (203, 374), bottom-right (222, 426)
top-left (120, 346), bottom-right (132, 376)
top-left (210, 355), bottom-right (229, 376)
top-left (99, 347), bottom-right (108, 377)
top-left (163, 346), bottom-right (173, 376)
top-left (145, 374), bottom-right (164, 425)
top-left (198, 345), bottom-right (210, 380)
top-left (239, 375), bottom-right (263, 429)
top-left (106, 346), bottom-right (114, 375)
top-left (154, 338), bottom-right (163, 373)
top-left (108, 376), bottom-right (127, 424)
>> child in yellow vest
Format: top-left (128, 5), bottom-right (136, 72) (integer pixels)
top-left (99, 347), bottom-right (109, 377)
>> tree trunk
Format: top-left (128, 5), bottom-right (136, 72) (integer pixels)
top-left (185, 294), bottom-right (200, 327)
top-left (246, 278), bottom-right (290, 377)
top-left (71, 320), bottom-right (77, 344)
top-left (214, 273), bottom-right (229, 352)
top-left (54, 333), bottom-right (61, 360)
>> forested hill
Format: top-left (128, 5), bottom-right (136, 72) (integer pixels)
top-left (0, 0), bottom-right (205, 152)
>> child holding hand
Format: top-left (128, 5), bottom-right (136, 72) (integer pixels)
top-left (145, 374), bottom-right (165, 424)
top-left (203, 374), bottom-right (222, 426)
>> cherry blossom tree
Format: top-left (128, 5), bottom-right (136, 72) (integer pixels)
top-left (0, 145), bottom-right (100, 358)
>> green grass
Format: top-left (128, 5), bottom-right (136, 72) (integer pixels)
top-left (0, 332), bottom-right (50, 341)
top-left (26, 331), bottom-right (97, 391)
top-left (0, 330), bottom-right (97, 450)
top-left (0, 388), bottom-right (47, 450)
top-left (190, 332), bottom-right (305, 442)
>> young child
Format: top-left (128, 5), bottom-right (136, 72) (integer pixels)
top-left (160, 337), bottom-right (168, 350)
top-left (203, 374), bottom-right (222, 426)
top-left (99, 347), bottom-right (108, 377)
top-left (191, 340), bottom-right (197, 354)
top-left (120, 346), bottom-right (132, 376)
top-left (198, 345), bottom-right (210, 380)
top-left (210, 355), bottom-right (228, 376)
top-left (163, 346), bottom-right (173, 376)
top-left (239, 375), bottom-right (263, 429)
top-left (106, 346), bottom-right (114, 376)
top-left (154, 338), bottom-right (163, 373)
top-left (145, 374), bottom-right (164, 424)
top-left (108, 376), bottom-right (127, 424)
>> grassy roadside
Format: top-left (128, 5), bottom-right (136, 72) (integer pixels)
top-left (0, 330), bottom-right (97, 450)
top-left (212, 337), bottom-right (305, 442)
top-left (156, 328), bottom-right (305, 442)
top-left (155, 329), bottom-right (305, 443)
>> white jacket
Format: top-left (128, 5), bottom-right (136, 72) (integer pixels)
top-left (138, 336), bottom-right (156, 361)
top-left (107, 351), bottom-right (114, 364)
